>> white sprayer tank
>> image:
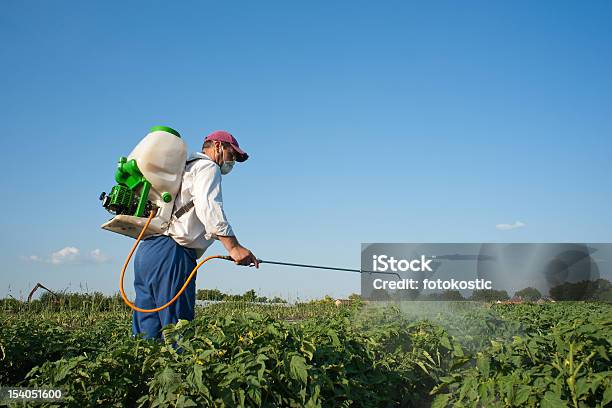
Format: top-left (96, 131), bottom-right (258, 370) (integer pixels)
top-left (101, 126), bottom-right (187, 238)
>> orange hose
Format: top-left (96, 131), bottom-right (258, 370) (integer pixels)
top-left (119, 210), bottom-right (228, 313)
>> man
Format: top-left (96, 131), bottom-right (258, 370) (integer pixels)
top-left (132, 130), bottom-right (259, 339)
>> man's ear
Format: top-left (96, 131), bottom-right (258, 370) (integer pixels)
top-left (212, 141), bottom-right (223, 161)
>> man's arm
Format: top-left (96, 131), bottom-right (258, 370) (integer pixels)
top-left (192, 161), bottom-right (259, 268)
top-left (218, 235), bottom-right (259, 268)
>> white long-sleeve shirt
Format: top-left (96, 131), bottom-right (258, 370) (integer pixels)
top-left (165, 152), bottom-right (234, 257)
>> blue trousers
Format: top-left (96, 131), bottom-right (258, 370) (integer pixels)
top-left (132, 235), bottom-right (198, 340)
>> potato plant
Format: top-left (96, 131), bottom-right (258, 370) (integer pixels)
top-left (0, 299), bottom-right (610, 407)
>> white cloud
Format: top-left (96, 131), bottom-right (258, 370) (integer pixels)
top-left (20, 246), bottom-right (110, 264)
top-left (496, 221), bottom-right (526, 231)
top-left (50, 246), bottom-right (80, 264)
top-left (90, 249), bottom-right (110, 263)
top-left (20, 255), bottom-right (42, 262)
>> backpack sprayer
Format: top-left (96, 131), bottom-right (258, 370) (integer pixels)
top-left (101, 126), bottom-right (399, 313)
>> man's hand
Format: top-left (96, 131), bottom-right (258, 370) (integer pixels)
top-left (218, 235), bottom-right (259, 268)
top-left (229, 246), bottom-right (260, 268)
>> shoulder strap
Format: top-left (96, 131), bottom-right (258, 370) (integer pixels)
top-left (174, 200), bottom-right (194, 219)
top-left (173, 154), bottom-right (203, 220)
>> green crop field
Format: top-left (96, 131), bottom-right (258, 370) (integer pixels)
top-left (0, 297), bottom-right (610, 407)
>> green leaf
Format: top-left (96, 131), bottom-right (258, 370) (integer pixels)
top-left (300, 340), bottom-right (316, 361)
top-left (514, 385), bottom-right (531, 405)
top-left (540, 391), bottom-right (567, 408)
top-left (289, 355), bottom-right (309, 384)
top-left (478, 381), bottom-right (494, 405)
top-left (431, 393), bottom-right (451, 408)
top-left (416, 361), bottom-right (430, 375)
top-left (603, 385), bottom-right (612, 407)
top-left (157, 366), bottom-right (179, 388)
top-left (574, 377), bottom-right (589, 399)
top-left (175, 395), bottom-right (198, 408)
top-left (327, 329), bottom-right (341, 348)
top-left (190, 364), bottom-right (208, 394)
top-left (439, 335), bottom-right (452, 350)
top-left (453, 343), bottom-right (464, 357)
top-left (422, 350), bottom-right (436, 365)
top-left (476, 355), bottom-right (490, 378)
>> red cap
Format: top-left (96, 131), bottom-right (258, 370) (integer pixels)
top-left (204, 130), bottom-right (249, 162)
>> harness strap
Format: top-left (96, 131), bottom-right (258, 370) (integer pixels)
top-left (174, 200), bottom-right (194, 219)
top-left (173, 154), bottom-right (204, 220)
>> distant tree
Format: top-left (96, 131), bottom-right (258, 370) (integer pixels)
top-left (550, 281), bottom-right (589, 301)
top-left (591, 279), bottom-right (612, 301)
top-left (392, 289), bottom-right (420, 301)
top-left (470, 289), bottom-right (510, 302)
top-left (242, 289), bottom-right (257, 302)
top-left (348, 293), bottom-right (364, 306)
top-left (515, 287), bottom-right (542, 301)
top-left (196, 288), bottom-right (287, 303)
top-left (550, 279), bottom-right (612, 301)
top-left (196, 288), bottom-right (225, 301)
top-left (369, 289), bottom-right (391, 301)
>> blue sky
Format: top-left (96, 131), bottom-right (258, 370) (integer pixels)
top-left (1, 1), bottom-right (611, 300)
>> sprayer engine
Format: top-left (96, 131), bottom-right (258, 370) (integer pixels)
top-left (100, 156), bottom-right (158, 217)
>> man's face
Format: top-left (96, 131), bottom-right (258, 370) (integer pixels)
top-left (213, 141), bottom-right (237, 166)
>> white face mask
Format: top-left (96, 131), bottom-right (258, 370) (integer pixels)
top-left (219, 146), bottom-right (235, 175)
